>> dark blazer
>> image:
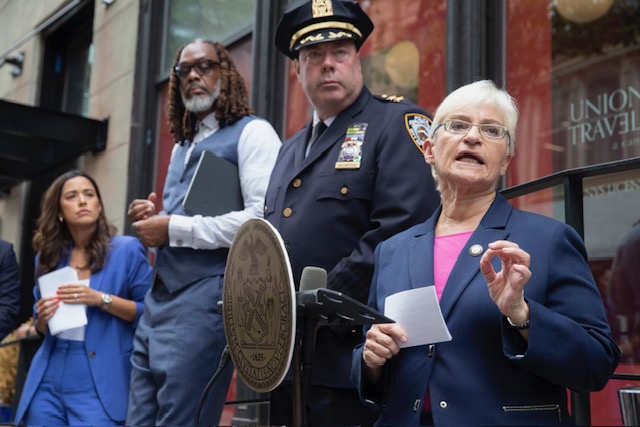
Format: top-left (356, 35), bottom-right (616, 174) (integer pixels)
top-left (14, 236), bottom-right (151, 423)
top-left (352, 193), bottom-right (620, 425)
top-left (0, 239), bottom-right (20, 341)
top-left (265, 86), bottom-right (440, 387)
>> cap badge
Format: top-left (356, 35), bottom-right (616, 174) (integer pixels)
top-left (312, 0), bottom-right (334, 18)
top-left (336, 123), bottom-right (367, 169)
top-left (405, 113), bottom-right (432, 153)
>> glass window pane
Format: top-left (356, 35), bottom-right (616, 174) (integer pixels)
top-left (164, 0), bottom-right (255, 72)
top-left (551, 2), bottom-right (640, 170)
top-left (506, 1), bottom-right (640, 187)
top-left (584, 169), bottom-right (640, 364)
top-left (506, 1), bottom-right (553, 187)
top-left (584, 169), bottom-right (640, 425)
top-left (506, 186), bottom-right (565, 223)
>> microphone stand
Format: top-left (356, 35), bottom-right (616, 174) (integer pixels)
top-left (293, 288), bottom-right (393, 427)
top-left (292, 309), bottom-right (319, 427)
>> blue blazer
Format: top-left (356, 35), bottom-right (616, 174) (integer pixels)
top-left (0, 239), bottom-right (20, 340)
top-left (352, 193), bottom-right (620, 426)
top-left (265, 86), bottom-right (440, 388)
top-left (14, 236), bottom-right (152, 423)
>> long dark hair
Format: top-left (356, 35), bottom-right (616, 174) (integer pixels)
top-left (32, 170), bottom-right (117, 275)
top-left (166, 39), bottom-right (254, 145)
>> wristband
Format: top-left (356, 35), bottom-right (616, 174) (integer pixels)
top-left (34, 325), bottom-right (45, 338)
top-left (507, 302), bottom-right (530, 330)
top-left (507, 316), bottom-right (530, 330)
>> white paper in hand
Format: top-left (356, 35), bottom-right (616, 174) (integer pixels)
top-left (37, 266), bottom-right (88, 336)
top-left (384, 286), bottom-right (452, 348)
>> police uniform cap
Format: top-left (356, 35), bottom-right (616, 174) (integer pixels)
top-left (275, 0), bottom-right (374, 59)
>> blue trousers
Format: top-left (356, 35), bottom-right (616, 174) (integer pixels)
top-left (24, 339), bottom-right (117, 425)
top-left (127, 275), bottom-right (233, 426)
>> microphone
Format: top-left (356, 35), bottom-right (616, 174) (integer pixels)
top-left (299, 266), bottom-right (327, 291)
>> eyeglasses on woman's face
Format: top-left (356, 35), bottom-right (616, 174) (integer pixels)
top-left (438, 119), bottom-right (508, 139)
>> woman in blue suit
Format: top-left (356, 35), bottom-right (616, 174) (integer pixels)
top-left (14, 170), bottom-right (151, 425)
top-left (351, 81), bottom-right (620, 426)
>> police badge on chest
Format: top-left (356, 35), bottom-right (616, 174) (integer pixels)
top-left (336, 123), bottom-right (367, 169)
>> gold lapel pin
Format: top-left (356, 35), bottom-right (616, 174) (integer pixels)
top-left (469, 244), bottom-right (484, 257)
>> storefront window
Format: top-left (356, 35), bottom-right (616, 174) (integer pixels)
top-left (584, 168), bottom-right (640, 426)
top-left (163, 0), bottom-right (255, 72)
top-left (507, 2), bottom-right (640, 423)
top-left (585, 169), bottom-right (640, 356)
top-left (507, 0), bottom-right (640, 188)
top-left (506, 0), bottom-right (553, 190)
top-left (551, 0), bottom-right (640, 170)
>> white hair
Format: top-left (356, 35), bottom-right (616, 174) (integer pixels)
top-left (430, 80), bottom-right (518, 155)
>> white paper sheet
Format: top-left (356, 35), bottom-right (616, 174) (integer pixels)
top-left (384, 286), bottom-right (452, 348)
top-left (37, 266), bottom-right (88, 336)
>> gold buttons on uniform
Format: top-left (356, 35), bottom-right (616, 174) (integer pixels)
top-left (264, 205), bottom-right (268, 213)
top-left (283, 208), bottom-right (292, 217)
top-left (292, 178), bottom-right (302, 188)
top-left (340, 186), bottom-right (348, 195)
top-left (89, 352), bottom-right (96, 358)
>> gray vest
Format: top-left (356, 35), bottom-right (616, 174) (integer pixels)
top-left (156, 115), bottom-right (256, 293)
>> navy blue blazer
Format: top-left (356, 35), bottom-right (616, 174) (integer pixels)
top-left (14, 236), bottom-right (152, 423)
top-left (0, 239), bottom-right (20, 340)
top-left (265, 86), bottom-right (440, 387)
top-left (352, 193), bottom-right (620, 426)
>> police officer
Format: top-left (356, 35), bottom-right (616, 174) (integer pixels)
top-left (265, 0), bottom-right (440, 425)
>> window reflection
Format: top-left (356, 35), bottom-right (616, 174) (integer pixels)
top-left (584, 169), bottom-right (640, 366)
top-left (551, 0), bottom-right (640, 171)
top-left (608, 217), bottom-right (640, 364)
top-left (164, 0), bottom-right (255, 73)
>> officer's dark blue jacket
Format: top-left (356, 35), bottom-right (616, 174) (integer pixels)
top-left (265, 85), bottom-right (440, 388)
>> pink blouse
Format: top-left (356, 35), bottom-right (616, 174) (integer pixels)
top-left (433, 231), bottom-right (473, 301)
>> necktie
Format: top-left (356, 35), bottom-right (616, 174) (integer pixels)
top-left (306, 121), bottom-right (327, 157)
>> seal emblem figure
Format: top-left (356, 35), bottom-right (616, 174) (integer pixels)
top-left (223, 219), bottom-right (296, 392)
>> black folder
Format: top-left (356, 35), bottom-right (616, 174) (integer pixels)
top-left (182, 150), bottom-right (244, 217)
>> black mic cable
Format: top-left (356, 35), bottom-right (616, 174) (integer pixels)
top-left (193, 345), bottom-right (231, 426)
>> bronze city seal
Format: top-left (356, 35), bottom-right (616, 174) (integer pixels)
top-left (223, 219), bottom-right (296, 392)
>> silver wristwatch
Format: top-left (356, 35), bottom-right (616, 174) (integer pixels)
top-left (101, 293), bottom-right (113, 311)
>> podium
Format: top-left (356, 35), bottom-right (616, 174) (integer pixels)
top-left (218, 219), bottom-right (392, 427)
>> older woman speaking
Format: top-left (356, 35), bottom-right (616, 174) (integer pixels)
top-left (351, 80), bottom-right (620, 426)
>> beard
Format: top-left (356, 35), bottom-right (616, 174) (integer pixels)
top-left (181, 79), bottom-right (222, 113)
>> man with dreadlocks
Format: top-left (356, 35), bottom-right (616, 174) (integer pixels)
top-left (125, 39), bottom-right (280, 426)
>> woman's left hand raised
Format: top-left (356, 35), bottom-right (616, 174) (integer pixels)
top-left (57, 284), bottom-right (101, 307)
top-left (480, 240), bottom-right (532, 323)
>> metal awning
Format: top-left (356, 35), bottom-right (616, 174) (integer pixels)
top-left (0, 99), bottom-right (108, 193)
